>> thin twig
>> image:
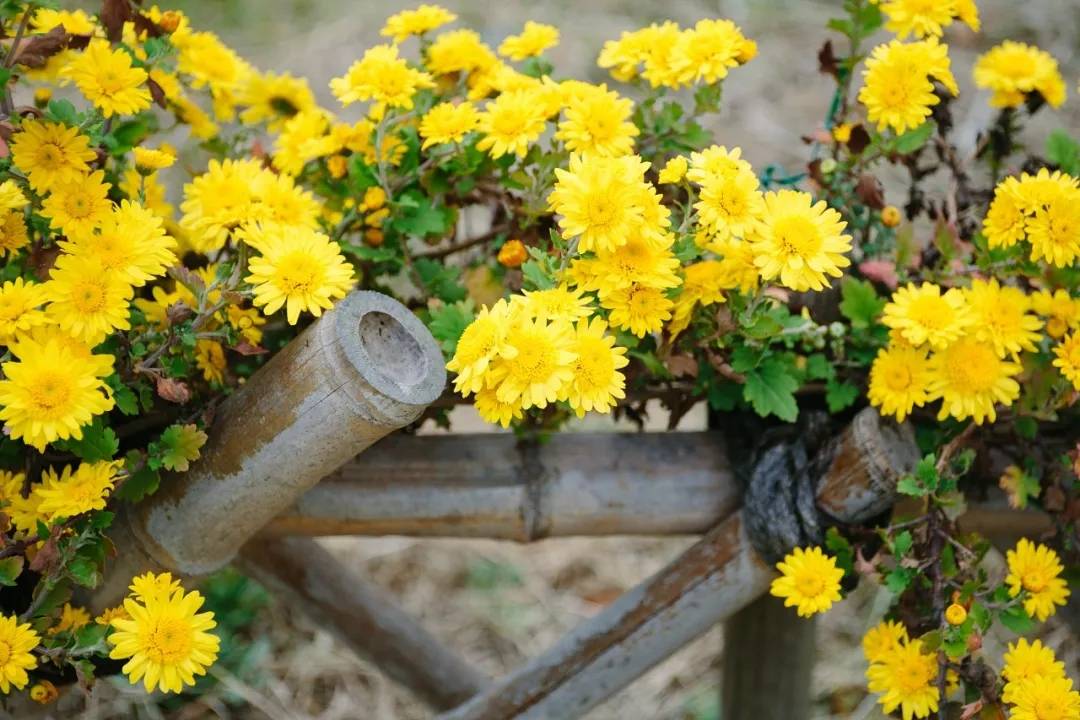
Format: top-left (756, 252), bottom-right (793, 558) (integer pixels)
top-left (414, 223), bottom-right (509, 259)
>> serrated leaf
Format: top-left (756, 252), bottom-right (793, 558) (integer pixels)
top-left (428, 300), bottom-right (476, 355)
top-left (839, 277), bottom-right (885, 329)
top-left (1046, 130), bottom-right (1080, 175)
top-left (414, 258), bottom-right (467, 303)
top-left (999, 606), bottom-right (1038, 635)
top-left (155, 424), bottom-right (207, 472)
top-left (743, 358), bottom-right (799, 422)
top-left (55, 420), bottom-right (119, 462)
top-left (67, 556), bottom-right (99, 588)
top-left (893, 530), bottom-right (913, 556)
top-left (520, 258), bottom-right (556, 291)
top-left (391, 192), bottom-right (454, 238)
top-left (825, 379), bottom-right (859, 412)
top-left (884, 566), bottom-right (914, 594)
top-left (999, 465), bottom-right (1041, 509)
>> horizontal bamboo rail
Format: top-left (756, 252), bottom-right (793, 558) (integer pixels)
top-left (93, 290), bottom-right (446, 609)
top-left (439, 408), bottom-right (919, 719)
top-left (263, 431), bottom-right (1045, 542)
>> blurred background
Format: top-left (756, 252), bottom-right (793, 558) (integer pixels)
top-left (73, 0), bottom-right (1080, 717)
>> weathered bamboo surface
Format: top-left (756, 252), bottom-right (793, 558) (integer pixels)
top-left (267, 432), bottom-right (738, 539)
top-left (238, 537), bottom-right (488, 710)
top-left (264, 429), bottom-right (1023, 542)
top-left (93, 290), bottom-right (446, 608)
top-left (438, 409), bottom-right (919, 720)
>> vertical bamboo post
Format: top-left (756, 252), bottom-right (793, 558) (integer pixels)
top-left (93, 290), bottom-right (446, 609)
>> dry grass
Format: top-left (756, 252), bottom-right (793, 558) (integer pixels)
top-left (62, 0), bottom-right (1080, 717)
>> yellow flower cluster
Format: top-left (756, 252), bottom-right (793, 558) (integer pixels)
top-left (974, 41), bottom-right (1067, 109)
top-left (862, 620), bottom-right (939, 720)
top-left (858, 38), bottom-right (959, 134)
top-left (1001, 639), bottom-right (1080, 719)
top-left (870, 278), bottom-right (1054, 424)
top-left (879, 0), bottom-right (980, 38)
top-left (106, 572), bottom-right (220, 694)
top-left (983, 169), bottom-right (1080, 268)
top-left (598, 19), bottom-right (756, 87)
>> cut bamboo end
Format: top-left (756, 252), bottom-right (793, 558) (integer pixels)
top-left (93, 291), bottom-right (444, 607)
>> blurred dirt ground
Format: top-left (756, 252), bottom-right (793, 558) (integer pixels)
top-left (70, 0), bottom-right (1080, 717)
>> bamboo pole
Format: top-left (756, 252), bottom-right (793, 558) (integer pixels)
top-left (438, 409), bottom-right (919, 720)
top-left (237, 537), bottom-right (488, 710)
top-left (262, 431), bottom-right (1025, 542)
top-left (93, 290), bottom-right (446, 609)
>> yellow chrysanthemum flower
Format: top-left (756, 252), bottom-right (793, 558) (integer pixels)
top-left (1007, 675), bottom-right (1080, 720)
top-left (669, 260), bottom-right (728, 337)
top-left (59, 200), bottom-right (177, 287)
top-left (881, 283), bottom-right (972, 349)
top-left (473, 386), bottom-right (522, 428)
top-left (34, 461), bottom-right (120, 521)
top-left (973, 41), bottom-right (1067, 109)
top-left (0, 210), bottom-right (27, 259)
top-left (1032, 290), bottom-right (1080, 339)
top-left (859, 38), bottom-right (958, 134)
top-left (447, 299), bottom-right (516, 396)
top-left (40, 169), bottom-right (112, 241)
top-left (381, 5), bottom-right (456, 44)
top-left (560, 317), bottom-right (628, 417)
top-left (1006, 539), bottom-right (1070, 621)
top-left (475, 90), bottom-right (548, 158)
top-left (868, 344), bottom-right (932, 422)
top-left (0, 470), bottom-right (41, 536)
top-left (549, 154), bottom-right (653, 254)
top-left (1002, 639), bottom-right (1066, 703)
top-left (669, 18), bottom-right (748, 85)
top-left (419, 101), bottom-right (480, 150)
top-left (866, 639), bottom-right (940, 720)
top-left (238, 71), bottom-right (316, 131)
top-left (195, 340), bottom-right (226, 384)
top-left (425, 29), bottom-right (498, 76)
top-left (695, 168), bottom-right (765, 242)
top-left (129, 572), bottom-right (185, 604)
top-left (31, 8), bottom-right (96, 34)
top-left (45, 254), bottom-right (134, 345)
top-left (710, 237), bottom-right (762, 294)
top-left (687, 145), bottom-right (753, 186)
top-left (657, 156), bottom-right (688, 184)
top-left (108, 580), bottom-right (220, 694)
top-left (0, 334), bottom-right (115, 450)
top-left (62, 38), bottom-right (151, 117)
top-left (927, 336), bottom-right (1021, 424)
top-left (175, 30), bottom-right (253, 100)
top-left (555, 85), bottom-right (639, 158)
top-left (963, 279), bottom-right (1043, 358)
top-left (862, 619), bottom-right (909, 664)
top-left (48, 603), bottom-right (91, 636)
top-left (0, 614), bottom-right (39, 693)
top-left (9, 119), bottom-right (96, 192)
top-left (585, 235), bottom-right (681, 295)
top-left (498, 21), bottom-right (559, 61)
top-left (751, 189), bottom-right (852, 292)
top-left (602, 283), bottom-right (675, 338)
top-left (769, 546), bottom-right (844, 617)
top-left (1053, 333), bottom-right (1080, 390)
top-left (0, 180), bottom-right (28, 212)
top-left (270, 109), bottom-right (336, 176)
top-left (880, 0), bottom-right (977, 39)
top-left (488, 316), bottom-right (576, 409)
top-left (513, 286), bottom-right (593, 323)
top-left (133, 146), bottom-right (176, 173)
top-left (96, 605), bottom-right (130, 626)
top-left (636, 22), bottom-right (686, 89)
top-left (179, 158), bottom-right (268, 253)
top-left (243, 224), bottom-right (355, 325)
top-left (0, 278), bottom-right (48, 345)
top-left (330, 44), bottom-right (434, 112)
top-left (1026, 187), bottom-right (1080, 268)
top-left (254, 172), bottom-right (321, 230)
top-left (983, 176), bottom-right (1027, 249)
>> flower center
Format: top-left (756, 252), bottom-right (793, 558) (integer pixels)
top-left (773, 215), bottom-right (822, 259)
top-left (29, 371), bottom-right (73, 412)
top-left (907, 295), bottom-right (952, 330)
top-left (70, 280), bottom-right (107, 313)
top-left (0, 640), bottom-right (11, 665)
top-left (884, 364), bottom-right (913, 392)
top-left (794, 573), bottom-right (826, 598)
top-left (143, 616), bottom-right (194, 664)
top-left (276, 252), bottom-right (325, 295)
top-left (943, 342), bottom-right (999, 393)
top-left (508, 332), bottom-right (556, 383)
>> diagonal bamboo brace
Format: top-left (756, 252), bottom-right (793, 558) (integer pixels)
top-left (439, 408), bottom-right (919, 720)
top-left (93, 290), bottom-right (445, 607)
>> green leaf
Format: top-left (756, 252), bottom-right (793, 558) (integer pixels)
top-left (115, 460), bottom-right (159, 503)
top-left (1046, 130), bottom-right (1080, 175)
top-left (839, 277), bottom-right (885, 329)
top-left (897, 454), bottom-right (939, 497)
top-left (521, 258), bottom-right (556, 291)
top-left (884, 566), bottom-right (914, 594)
top-left (414, 258), bottom-right (467, 302)
top-left (893, 122), bottom-right (936, 154)
top-left (46, 98), bottom-right (79, 126)
top-left (743, 358), bottom-right (799, 422)
top-left (893, 530), bottom-right (913, 556)
top-left (825, 379), bottom-right (859, 412)
top-left (0, 556), bottom-right (22, 587)
top-left (805, 353), bottom-right (831, 381)
top-left (999, 606), bottom-right (1038, 635)
top-left (67, 556), bottom-right (100, 588)
top-left (428, 300), bottom-right (476, 355)
top-left (392, 192), bottom-right (455, 238)
top-left (154, 424), bottom-right (207, 472)
top-left (347, 157), bottom-right (379, 192)
top-left (55, 420), bottom-right (119, 462)
top-left (825, 527), bottom-right (854, 576)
